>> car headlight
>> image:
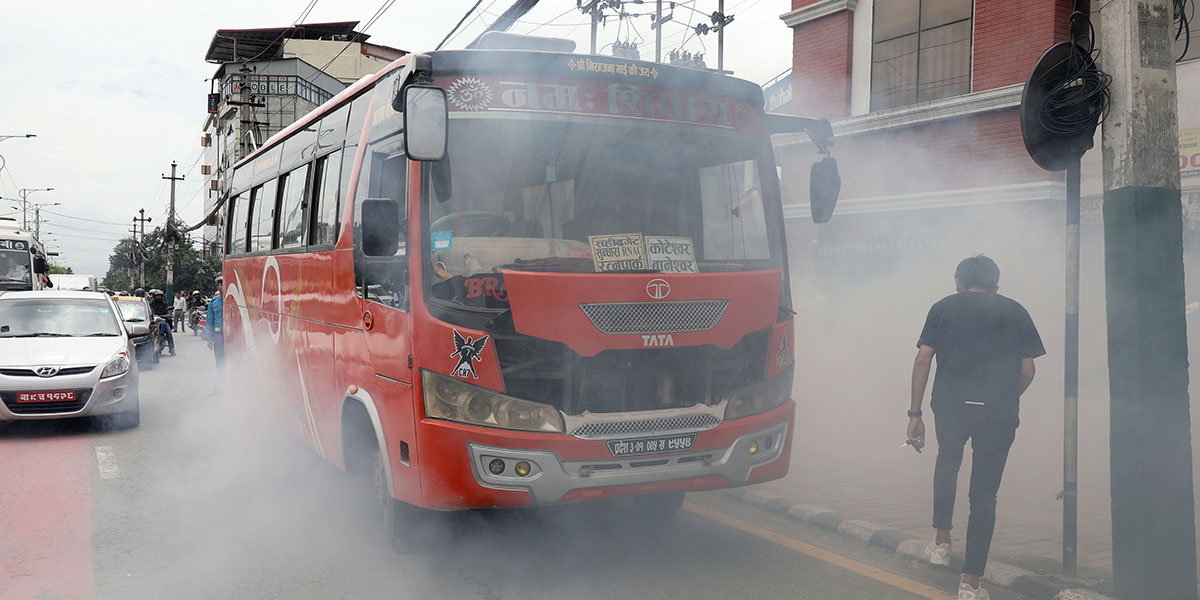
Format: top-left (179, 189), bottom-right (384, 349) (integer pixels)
top-left (421, 370), bottom-right (563, 433)
top-left (722, 370), bottom-right (793, 420)
top-left (101, 352), bottom-right (130, 378)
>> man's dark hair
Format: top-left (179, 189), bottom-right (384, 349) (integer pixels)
top-left (955, 255), bottom-right (1000, 291)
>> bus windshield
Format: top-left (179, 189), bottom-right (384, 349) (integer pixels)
top-left (0, 247), bottom-right (31, 288)
top-left (425, 118), bottom-right (781, 287)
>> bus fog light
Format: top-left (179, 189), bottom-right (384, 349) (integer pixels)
top-left (514, 461), bottom-right (531, 477)
top-left (488, 458), bottom-right (505, 475)
top-left (748, 440), bottom-right (759, 455)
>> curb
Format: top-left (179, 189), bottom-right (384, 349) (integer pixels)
top-left (723, 489), bottom-right (1115, 600)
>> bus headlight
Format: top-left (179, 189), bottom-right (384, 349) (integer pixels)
top-left (722, 371), bottom-right (792, 420)
top-left (101, 352), bottom-right (130, 378)
top-left (421, 370), bottom-right (564, 433)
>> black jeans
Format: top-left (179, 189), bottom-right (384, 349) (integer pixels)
top-left (932, 413), bottom-right (1017, 576)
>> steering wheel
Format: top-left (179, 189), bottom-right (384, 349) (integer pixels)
top-left (430, 210), bottom-right (511, 236)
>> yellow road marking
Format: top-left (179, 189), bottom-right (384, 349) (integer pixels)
top-left (684, 502), bottom-right (955, 600)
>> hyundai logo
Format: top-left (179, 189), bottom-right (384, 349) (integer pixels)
top-left (646, 278), bottom-right (671, 300)
top-left (35, 366), bottom-right (59, 377)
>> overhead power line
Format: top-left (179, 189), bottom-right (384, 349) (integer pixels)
top-left (41, 209), bottom-right (129, 227)
top-left (438, 0), bottom-right (487, 50)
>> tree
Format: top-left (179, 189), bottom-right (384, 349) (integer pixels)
top-left (46, 259), bottom-right (73, 275)
top-left (103, 224), bottom-right (220, 294)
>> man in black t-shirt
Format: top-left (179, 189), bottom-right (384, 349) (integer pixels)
top-left (906, 255), bottom-right (1045, 600)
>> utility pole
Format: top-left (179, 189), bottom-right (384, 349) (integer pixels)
top-left (134, 209), bottom-right (152, 288)
top-left (655, 0), bottom-right (662, 62)
top-left (1100, 1), bottom-right (1196, 598)
top-left (718, 0), bottom-right (724, 71)
top-left (17, 187), bottom-right (53, 231)
top-left (128, 221), bottom-right (139, 287)
top-left (162, 161), bottom-right (183, 298)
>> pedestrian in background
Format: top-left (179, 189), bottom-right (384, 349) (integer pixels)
top-left (172, 291), bottom-right (186, 333)
top-left (206, 277), bottom-right (225, 395)
top-left (906, 255), bottom-right (1045, 600)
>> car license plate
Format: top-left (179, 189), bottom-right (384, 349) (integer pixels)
top-left (17, 390), bottom-right (76, 403)
top-left (607, 433), bottom-right (697, 458)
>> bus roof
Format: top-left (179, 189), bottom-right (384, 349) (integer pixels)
top-left (234, 48), bottom-right (766, 171)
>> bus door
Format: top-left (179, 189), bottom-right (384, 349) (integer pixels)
top-left (352, 79), bottom-right (421, 501)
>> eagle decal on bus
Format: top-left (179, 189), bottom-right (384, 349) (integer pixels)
top-left (450, 330), bottom-right (489, 379)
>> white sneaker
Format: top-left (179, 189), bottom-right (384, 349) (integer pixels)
top-left (926, 541), bottom-right (951, 566)
top-left (957, 578), bottom-right (990, 600)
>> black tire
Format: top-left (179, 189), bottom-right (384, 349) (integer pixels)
top-left (631, 491), bottom-right (686, 521)
top-left (347, 413), bottom-right (414, 552)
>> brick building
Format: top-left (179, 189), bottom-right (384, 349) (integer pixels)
top-left (770, 0), bottom-right (1200, 563)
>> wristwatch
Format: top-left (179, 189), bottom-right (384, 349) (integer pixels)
top-left (907, 410), bottom-right (923, 418)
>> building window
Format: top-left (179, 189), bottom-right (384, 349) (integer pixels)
top-left (871, 0), bottom-right (973, 111)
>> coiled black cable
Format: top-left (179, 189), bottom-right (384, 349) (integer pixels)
top-left (1038, 11), bottom-right (1112, 138)
top-left (1175, 0), bottom-right (1194, 61)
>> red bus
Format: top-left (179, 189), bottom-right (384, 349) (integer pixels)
top-left (222, 34), bottom-right (838, 543)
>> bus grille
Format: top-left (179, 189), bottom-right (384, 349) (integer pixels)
top-left (579, 301), bottom-right (730, 335)
top-left (572, 414), bottom-right (721, 439)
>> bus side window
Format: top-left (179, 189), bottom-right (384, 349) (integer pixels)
top-left (277, 164), bottom-right (310, 250)
top-left (249, 179), bottom-right (278, 253)
top-left (308, 150), bottom-right (342, 246)
top-left (232, 191), bottom-right (251, 254)
top-left (225, 194), bottom-right (243, 255)
top-left (355, 149), bottom-right (408, 310)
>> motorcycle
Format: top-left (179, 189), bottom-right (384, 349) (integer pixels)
top-left (153, 315), bottom-right (172, 360)
top-left (189, 306), bottom-right (206, 335)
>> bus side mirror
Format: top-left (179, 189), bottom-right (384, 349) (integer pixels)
top-left (810, 157), bottom-right (841, 224)
top-left (403, 86), bottom-right (448, 161)
top-left (33, 255), bottom-right (46, 274)
top-left (361, 198), bottom-right (403, 256)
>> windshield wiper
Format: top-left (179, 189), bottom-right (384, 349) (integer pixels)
top-left (0, 332), bottom-right (72, 338)
top-left (83, 333), bottom-right (119, 337)
top-left (123, 318), bottom-right (146, 322)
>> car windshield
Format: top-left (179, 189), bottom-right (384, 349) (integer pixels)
top-left (0, 248), bottom-right (31, 287)
top-left (116, 300), bottom-right (149, 322)
top-left (425, 118), bottom-right (781, 286)
top-left (0, 298), bottom-right (121, 337)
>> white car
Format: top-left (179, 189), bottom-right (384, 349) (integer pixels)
top-left (0, 290), bottom-right (141, 427)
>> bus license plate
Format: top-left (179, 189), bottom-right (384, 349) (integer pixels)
top-left (17, 390), bottom-right (76, 403)
top-left (607, 433), bottom-right (696, 458)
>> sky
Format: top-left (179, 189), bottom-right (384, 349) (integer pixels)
top-left (0, 0), bottom-right (792, 280)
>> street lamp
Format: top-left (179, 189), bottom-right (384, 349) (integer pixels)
top-left (0, 134), bottom-right (35, 178)
top-left (17, 188), bottom-right (53, 231)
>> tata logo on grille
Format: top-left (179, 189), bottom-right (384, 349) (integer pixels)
top-left (646, 278), bottom-right (671, 300)
top-left (35, 366), bottom-right (59, 377)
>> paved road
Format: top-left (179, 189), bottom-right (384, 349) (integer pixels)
top-left (0, 332), bottom-right (1029, 600)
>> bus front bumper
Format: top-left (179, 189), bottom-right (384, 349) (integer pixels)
top-left (465, 420), bottom-right (788, 506)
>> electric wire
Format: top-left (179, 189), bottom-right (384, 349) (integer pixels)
top-left (1176, 0), bottom-right (1194, 61)
top-left (438, 0), bottom-right (487, 50)
top-left (1037, 10), bottom-right (1112, 138)
top-left (41, 210), bottom-right (129, 227)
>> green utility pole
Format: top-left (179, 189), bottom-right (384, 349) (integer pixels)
top-left (1100, 1), bottom-right (1197, 598)
top-left (162, 161), bottom-right (183, 299)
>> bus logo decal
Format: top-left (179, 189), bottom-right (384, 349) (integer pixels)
top-left (646, 278), bottom-right (671, 300)
top-left (451, 330), bottom-right (490, 379)
top-left (448, 77), bottom-right (493, 112)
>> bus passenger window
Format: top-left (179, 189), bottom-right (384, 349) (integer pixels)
top-left (249, 179), bottom-right (278, 253)
top-left (309, 150), bottom-right (342, 246)
top-left (277, 165), bottom-right (310, 250)
top-left (226, 194), bottom-right (246, 255)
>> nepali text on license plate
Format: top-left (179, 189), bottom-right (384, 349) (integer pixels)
top-left (607, 433), bottom-right (697, 458)
top-left (17, 390), bottom-right (76, 403)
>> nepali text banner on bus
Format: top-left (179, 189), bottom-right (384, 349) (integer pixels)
top-left (435, 59), bottom-right (763, 134)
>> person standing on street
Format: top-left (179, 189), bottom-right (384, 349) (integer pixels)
top-left (207, 277), bottom-right (225, 395)
top-left (172, 291), bottom-right (186, 333)
top-left (906, 255), bottom-right (1045, 600)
